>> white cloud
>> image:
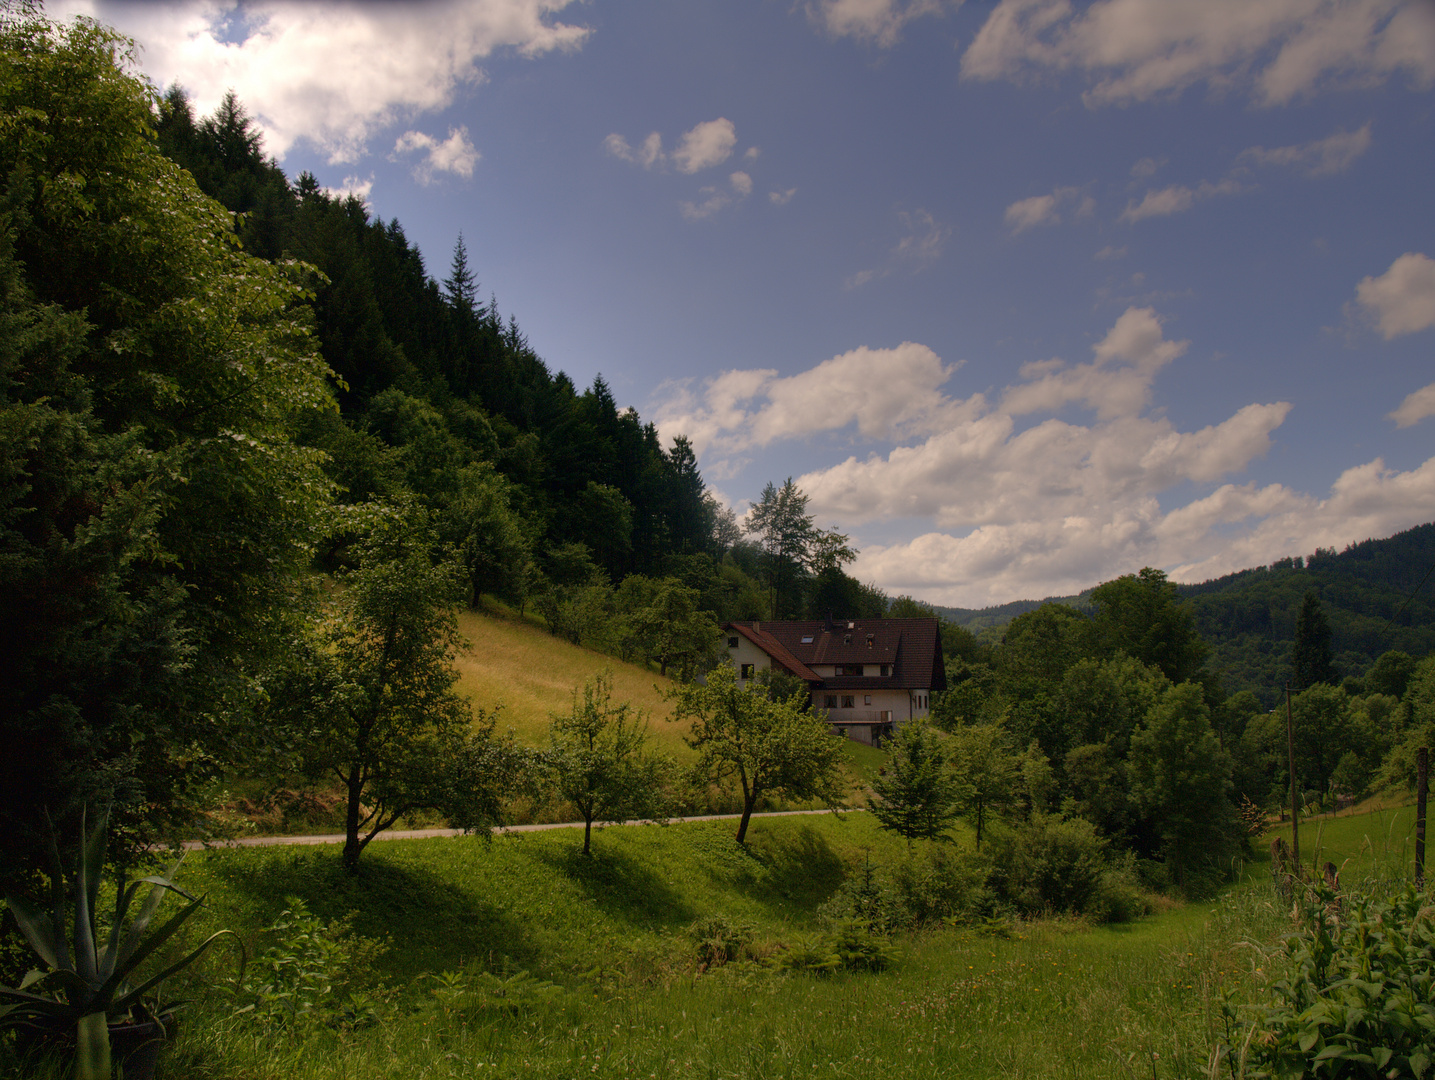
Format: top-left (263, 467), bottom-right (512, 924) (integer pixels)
top-left (672, 118), bottom-right (738, 174)
top-left (322, 173), bottom-right (374, 202)
top-left (1000, 306), bottom-right (1187, 419)
top-left (1004, 185), bottom-right (1088, 233)
top-left (1094, 244), bottom-right (1127, 260)
top-left (650, 305), bottom-right (1435, 607)
top-left (604, 131), bottom-right (664, 168)
top-left (1120, 178), bottom-right (1240, 223)
top-left (1237, 123), bottom-right (1373, 175)
top-left (1391, 383), bottom-right (1435, 428)
top-left (846, 209), bottom-right (949, 288)
top-left (1130, 156), bottom-right (1165, 179)
top-left (679, 171), bottom-right (755, 221)
top-left (770, 187), bottom-right (798, 206)
top-left (806, 0), bottom-right (947, 47)
top-left (1355, 252), bottom-right (1435, 338)
top-left (392, 126), bottom-right (479, 184)
top-left (53, 0), bottom-right (590, 163)
top-left (960, 0), bottom-right (1435, 107)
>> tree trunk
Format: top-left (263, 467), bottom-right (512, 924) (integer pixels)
top-left (583, 816), bottom-right (593, 856)
top-left (343, 773), bottom-right (364, 872)
top-left (735, 792), bottom-right (758, 844)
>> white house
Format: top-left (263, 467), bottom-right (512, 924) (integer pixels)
top-left (722, 617), bottom-right (946, 745)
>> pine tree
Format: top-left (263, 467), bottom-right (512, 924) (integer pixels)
top-left (443, 233), bottom-right (478, 316)
top-left (1291, 589), bottom-right (1335, 690)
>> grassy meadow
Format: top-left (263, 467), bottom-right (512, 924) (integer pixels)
top-left (11, 801), bottom-right (1428, 1080)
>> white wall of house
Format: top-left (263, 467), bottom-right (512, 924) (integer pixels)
top-left (724, 633), bottom-right (772, 688)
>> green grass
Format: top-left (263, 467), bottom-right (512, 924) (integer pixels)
top-left (7, 808), bottom-right (1361, 1080)
top-left (452, 606), bottom-right (694, 759)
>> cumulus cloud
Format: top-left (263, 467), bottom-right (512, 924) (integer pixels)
top-left (1391, 383), bottom-right (1435, 428)
top-left (392, 126), bottom-right (479, 183)
top-left (846, 209), bottom-right (949, 288)
top-left (52, 0), bottom-right (590, 163)
top-left (322, 173), bottom-right (375, 202)
top-left (1120, 178), bottom-right (1241, 223)
top-left (672, 119), bottom-right (738, 174)
top-left (1004, 186), bottom-right (1091, 233)
top-left (806, 0), bottom-right (947, 47)
top-left (1237, 123), bottom-right (1373, 175)
top-left (679, 171), bottom-right (756, 221)
top-left (769, 187), bottom-right (798, 206)
top-left (1355, 252), bottom-right (1435, 338)
top-left (651, 306), bottom-right (1435, 606)
top-left (603, 131), bottom-right (664, 168)
top-left (959, 0), bottom-right (1435, 107)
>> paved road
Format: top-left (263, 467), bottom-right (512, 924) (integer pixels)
top-left (180, 808), bottom-right (851, 850)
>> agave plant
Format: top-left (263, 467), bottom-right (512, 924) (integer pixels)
top-left (1, 806), bottom-right (240, 1080)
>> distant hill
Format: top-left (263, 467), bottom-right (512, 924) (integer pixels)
top-left (931, 522), bottom-right (1435, 702)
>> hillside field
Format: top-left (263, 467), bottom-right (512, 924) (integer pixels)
top-left (7, 803), bottom-right (1424, 1080)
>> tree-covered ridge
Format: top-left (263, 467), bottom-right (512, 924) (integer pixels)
top-left (153, 87), bottom-right (720, 589)
top-left (936, 523), bottom-right (1435, 703)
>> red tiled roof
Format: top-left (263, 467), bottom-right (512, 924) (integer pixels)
top-left (724, 618), bottom-right (946, 692)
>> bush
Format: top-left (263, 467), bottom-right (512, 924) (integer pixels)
top-left (988, 813), bottom-right (1108, 916)
top-left (687, 915), bottom-right (756, 969)
top-left (1222, 882), bottom-right (1435, 1078)
top-left (817, 857), bottom-right (907, 934)
top-left (1085, 854), bottom-right (1153, 924)
top-left (891, 843), bottom-right (992, 925)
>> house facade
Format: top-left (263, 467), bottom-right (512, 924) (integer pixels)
top-left (723, 617), bottom-right (946, 745)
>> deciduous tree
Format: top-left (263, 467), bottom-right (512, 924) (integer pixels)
top-left (546, 670), bottom-right (668, 856)
top-left (668, 663), bottom-right (845, 844)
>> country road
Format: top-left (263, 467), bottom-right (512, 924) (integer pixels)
top-left (180, 808), bottom-right (852, 850)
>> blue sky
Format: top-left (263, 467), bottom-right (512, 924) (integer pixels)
top-left (60, 0), bottom-right (1435, 606)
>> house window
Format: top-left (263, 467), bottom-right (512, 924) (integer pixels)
top-left (824, 695), bottom-right (837, 709)
top-left (864, 695), bottom-right (872, 706)
top-left (801, 635), bottom-right (814, 644)
top-left (740, 664), bottom-right (755, 679)
top-left (727, 636), bottom-right (739, 648)
top-left (841, 695), bottom-right (854, 709)
top-left (835, 664), bottom-right (864, 677)
top-left (880, 664), bottom-right (890, 677)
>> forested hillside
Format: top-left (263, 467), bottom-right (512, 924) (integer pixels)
top-left (936, 524), bottom-right (1435, 703)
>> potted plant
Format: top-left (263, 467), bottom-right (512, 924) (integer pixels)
top-left (1, 805), bottom-right (241, 1079)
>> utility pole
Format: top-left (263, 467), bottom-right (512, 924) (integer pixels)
top-left (1286, 684), bottom-right (1300, 869)
top-left (1417, 746), bottom-right (1428, 891)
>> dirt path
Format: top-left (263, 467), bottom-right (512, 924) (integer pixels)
top-left (181, 808), bottom-right (851, 850)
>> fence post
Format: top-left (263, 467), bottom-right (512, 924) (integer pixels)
top-left (1417, 746), bottom-right (1428, 891)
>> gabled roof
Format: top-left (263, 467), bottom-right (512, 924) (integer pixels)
top-left (727, 621), bottom-right (821, 682)
top-left (725, 618), bottom-right (946, 692)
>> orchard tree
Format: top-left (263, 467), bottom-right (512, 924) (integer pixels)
top-left (668, 663), bottom-right (846, 844)
top-left (283, 508), bottom-right (520, 871)
top-left (869, 721), bottom-right (965, 845)
top-left (547, 670), bottom-right (668, 856)
top-left (0, 10), bottom-right (334, 877)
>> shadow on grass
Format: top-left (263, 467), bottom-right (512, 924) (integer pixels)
top-left (743, 823), bottom-right (848, 915)
top-left (526, 840), bottom-right (698, 930)
top-left (207, 845), bottom-right (539, 980)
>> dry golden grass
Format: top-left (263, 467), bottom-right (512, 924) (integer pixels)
top-left (451, 606), bottom-right (695, 757)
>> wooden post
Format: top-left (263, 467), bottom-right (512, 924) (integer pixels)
top-left (1286, 684), bottom-right (1300, 869)
top-left (1416, 746), bottom-right (1428, 891)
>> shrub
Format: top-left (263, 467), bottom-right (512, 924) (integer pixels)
top-left (1222, 882), bottom-right (1435, 1079)
top-left (891, 843), bottom-right (992, 925)
top-left (817, 857), bottom-right (907, 934)
top-left (687, 915), bottom-right (756, 969)
top-left (988, 813), bottom-right (1108, 916)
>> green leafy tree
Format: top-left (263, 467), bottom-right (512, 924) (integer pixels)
top-left (667, 663), bottom-right (845, 844)
top-left (546, 671), bottom-right (668, 856)
top-left (746, 478), bottom-right (817, 618)
top-left (0, 10), bottom-right (334, 874)
top-left (1288, 682), bottom-right (1357, 801)
top-left (1088, 568), bottom-right (1208, 686)
top-left (441, 462), bottom-right (532, 607)
top-left (1290, 589), bottom-right (1335, 690)
top-left (283, 509), bottom-right (518, 871)
top-left (615, 576), bottom-right (720, 680)
top-left (869, 721), bottom-right (965, 845)
top-left (947, 722), bottom-right (1020, 850)
top-left (1127, 682), bottom-right (1239, 887)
